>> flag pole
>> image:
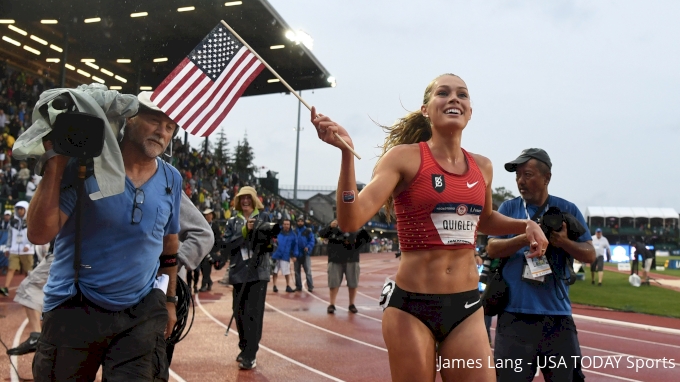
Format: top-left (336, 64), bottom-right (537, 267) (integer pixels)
top-left (220, 20), bottom-right (361, 160)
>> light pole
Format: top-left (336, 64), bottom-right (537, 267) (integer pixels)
top-left (293, 90), bottom-right (302, 202)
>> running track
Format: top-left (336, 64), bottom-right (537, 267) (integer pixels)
top-left (0, 253), bottom-right (678, 381)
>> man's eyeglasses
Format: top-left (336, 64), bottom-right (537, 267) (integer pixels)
top-left (131, 188), bottom-right (145, 224)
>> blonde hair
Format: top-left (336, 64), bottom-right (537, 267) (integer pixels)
top-left (375, 73), bottom-right (462, 221)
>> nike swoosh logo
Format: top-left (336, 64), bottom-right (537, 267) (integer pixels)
top-left (467, 181), bottom-right (479, 188)
top-left (464, 299), bottom-right (480, 309)
top-left (29, 339), bottom-right (37, 345)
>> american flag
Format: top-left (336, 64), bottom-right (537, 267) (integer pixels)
top-left (151, 24), bottom-right (264, 137)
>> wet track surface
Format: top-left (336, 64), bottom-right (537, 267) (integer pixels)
top-left (1, 253), bottom-right (679, 381)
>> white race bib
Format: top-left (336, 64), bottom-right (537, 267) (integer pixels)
top-left (379, 278), bottom-right (396, 310)
top-left (430, 203), bottom-right (482, 245)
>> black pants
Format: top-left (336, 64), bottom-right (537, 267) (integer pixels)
top-left (33, 288), bottom-right (169, 382)
top-left (232, 280), bottom-right (268, 360)
top-left (186, 267), bottom-right (200, 290)
top-left (200, 257), bottom-right (213, 288)
top-left (494, 312), bottom-right (585, 382)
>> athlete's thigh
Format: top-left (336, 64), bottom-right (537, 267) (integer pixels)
top-left (438, 309), bottom-right (495, 382)
top-left (382, 307), bottom-right (437, 382)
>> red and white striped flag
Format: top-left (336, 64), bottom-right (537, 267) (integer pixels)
top-left (151, 23), bottom-right (264, 137)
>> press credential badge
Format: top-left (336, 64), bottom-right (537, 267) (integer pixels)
top-left (524, 250), bottom-right (552, 280)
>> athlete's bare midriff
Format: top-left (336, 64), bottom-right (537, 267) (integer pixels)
top-left (396, 249), bottom-right (479, 294)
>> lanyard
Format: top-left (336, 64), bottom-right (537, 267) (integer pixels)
top-left (523, 197), bottom-right (550, 222)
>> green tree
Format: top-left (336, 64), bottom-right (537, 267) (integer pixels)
top-left (492, 186), bottom-right (516, 210)
top-left (233, 133), bottom-right (255, 180)
top-left (213, 128), bottom-right (230, 166)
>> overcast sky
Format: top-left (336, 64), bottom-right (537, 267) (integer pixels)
top-left (187, 0), bottom-right (680, 214)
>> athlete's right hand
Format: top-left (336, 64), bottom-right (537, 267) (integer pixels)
top-left (311, 106), bottom-right (354, 152)
top-left (525, 220), bottom-right (549, 258)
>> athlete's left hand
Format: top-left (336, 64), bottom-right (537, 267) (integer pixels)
top-left (525, 220), bottom-right (549, 258)
top-left (165, 302), bottom-right (177, 340)
top-left (549, 222), bottom-right (570, 249)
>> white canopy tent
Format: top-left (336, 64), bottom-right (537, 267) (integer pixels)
top-left (585, 207), bottom-right (679, 228)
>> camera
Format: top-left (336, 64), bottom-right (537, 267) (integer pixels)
top-left (538, 207), bottom-right (585, 241)
top-left (41, 94), bottom-right (106, 159)
top-left (479, 249), bottom-right (491, 284)
top-left (537, 206), bottom-right (586, 286)
top-left (253, 222), bottom-right (281, 243)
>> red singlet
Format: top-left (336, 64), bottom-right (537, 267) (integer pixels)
top-left (394, 142), bottom-right (486, 252)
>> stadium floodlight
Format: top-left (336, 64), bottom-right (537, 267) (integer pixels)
top-left (153, 57), bottom-right (168, 63)
top-left (85, 62), bottom-right (99, 69)
top-left (23, 45), bottom-right (40, 55)
top-left (84, 18), bottom-right (101, 24)
top-left (2, 36), bottom-right (20, 46)
top-left (285, 30), bottom-right (313, 50)
top-left (117, 59), bottom-right (131, 63)
top-left (327, 76), bottom-right (336, 87)
top-left (140, 86), bottom-right (152, 90)
top-left (224, 1), bottom-right (242, 6)
top-left (30, 35), bottom-right (48, 45)
top-left (115, 75), bottom-right (127, 83)
top-left (177, 6), bottom-right (195, 12)
top-left (100, 68), bottom-right (114, 76)
top-left (46, 58), bottom-right (60, 63)
top-left (110, 86), bottom-right (122, 90)
top-left (41, 20), bottom-right (58, 24)
top-left (267, 79), bottom-right (280, 83)
top-left (8, 25), bottom-right (27, 36)
top-left (0, 20), bottom-right (15, 24)
top-left (92, 76), bottom-right (105, 84)
top-left (65, 64), bottom-right (75, 70)
top-left (77, 69), bottom-right (91, 77)
top-left (50, 44), bottom-right (62, 52)
top-left (270, 45), bottom-right (285, 50)
top-left (130, 12), bottom-right (148, 18)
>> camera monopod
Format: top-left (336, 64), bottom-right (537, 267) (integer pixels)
top-left (225, 240), bottom-right (260, 336)
top-left (47, 94), bottom-right (106, 289)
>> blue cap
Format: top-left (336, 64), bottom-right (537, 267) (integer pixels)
top-left (595, 228), bottom-right (602, 233)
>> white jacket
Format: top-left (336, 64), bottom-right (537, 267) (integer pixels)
top-left (6, 201), bottom-right (34, 255)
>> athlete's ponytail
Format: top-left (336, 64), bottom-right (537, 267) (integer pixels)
top-left (374, 73), bottom-right (460, 221)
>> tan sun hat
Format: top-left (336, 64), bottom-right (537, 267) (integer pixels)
top-left (234, 186), bottom-right (264, 211)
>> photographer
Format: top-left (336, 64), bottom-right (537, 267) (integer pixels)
top-left (293, 216), bottom-right (315, 292)
top-left (486, 148), bottom-right (595, 382)
top-left (27, 91), bottom-right (183, 381)
top-left (319, 220), bottom-right (370, 314)
top-left (197, 208), bottom-right (220, 292)
top-left (224, 186), bottom-right (272, 370)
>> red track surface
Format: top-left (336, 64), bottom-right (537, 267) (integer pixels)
top-left (1, 253), bottom-right (679, 381)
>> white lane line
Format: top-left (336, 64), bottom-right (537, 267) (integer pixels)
top-left (169, 369), bottom-right (187, 382)
top-left (582, 369), bottom-right (642, 382)
top-left (577, 329), bottom-right (680, 349)
top-left (300, 281), bottom-right (382, 323)
top-left (265, 301), bottom-right (387, 352)
top-left (357, 291), bottom-right (379, 301)
top-left (195, 295), bottom-right (346, 382)
top-left (10, 318), bottom-right (28, 382)
top-left (573, 314), bottom-right (680, 336)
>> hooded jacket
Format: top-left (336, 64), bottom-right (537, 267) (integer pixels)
top-left (6, 201), bottom-right (34, 255)
top-left (271, 229), bottom-right (298, 262)
top-left (294, 224), bottom-right (315, 257)
top-left (225, 209), bottom-right (272, 284)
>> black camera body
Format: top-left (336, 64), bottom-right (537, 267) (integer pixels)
top-left (42, 94), bottom-right (106, 159)
top-left (251, 221), bottom-right (281, 255)
top-left (538, 207), bottom-right (586, 241)
top-left (537, 206), bottom-right (586, 286)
